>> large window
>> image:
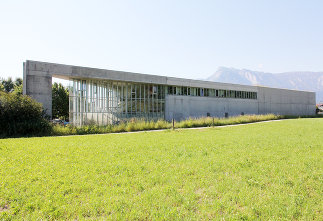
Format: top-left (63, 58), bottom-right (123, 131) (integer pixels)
top-left (70, 79), bottom-right (165, 126)
top-left (70, 79), bottom-right (258, 126)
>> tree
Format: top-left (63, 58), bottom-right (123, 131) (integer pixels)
top-left (52, 82), bottom-right (69, 120)
top-left (0, 91), bottom-right (51, 137)
top-left (15, 78), bottom-right (23, 87)
top-left (0, 83), bottom-right (4, 92)
top-left (0, 77), bottom-right (23, 94)
top-left (13, 83), bottom-right (23, 95)
top-left (1, 77), bottom-right (70, 120)
top-left (1, 77), bottom-right (14, 92)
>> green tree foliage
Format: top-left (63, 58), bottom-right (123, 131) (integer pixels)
top-left (0, 92), bottom-right (51, 137)
top-left (15, 78), bottom-right (23, 86)
top-left (52, 82), bottom-right (69, 120)
top-left (1, 78), bottom-right (69, 120)
top-left (1, 77), bottom-right (14, 92)
top-left (13, 83), bottom-right (23, 95)
top-left (0, 83), bottom-right (4, 92)
top-left (13, 78), bottom-right (23, 95)
top-left (0, 77), bottom-right (23, 94)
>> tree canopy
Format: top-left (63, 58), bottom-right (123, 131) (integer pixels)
top-left (0, 91), bottom-right (51, 137)
top-left (52, 82), bottom-right (69, 120)
top-left (1, 78), bottom-right (70, 120)
top-left (0, 77), bottom-right (23, 94)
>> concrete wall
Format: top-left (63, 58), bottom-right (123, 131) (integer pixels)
top-left (23, 60), bottom-right (316, 120)
top-left (257, 86), bottom-right (316, 116)
top-left (23, 62), bottom-right (52, 117)
top-left (165, 87), bottom-right (315, 121)
top-left (165, 95), bottom-right (258, 121)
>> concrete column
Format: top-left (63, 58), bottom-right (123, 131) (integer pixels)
top-left (23, 62), bottom-right (52, 118)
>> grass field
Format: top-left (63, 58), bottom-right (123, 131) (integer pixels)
top-left (0, 119), bottom-right (322, 220)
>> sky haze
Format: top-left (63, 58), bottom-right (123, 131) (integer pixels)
top-left (1, 0), bottom-right (322, 80)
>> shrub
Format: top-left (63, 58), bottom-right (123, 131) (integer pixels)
top-left (0, 92), bottom-right (51, 137)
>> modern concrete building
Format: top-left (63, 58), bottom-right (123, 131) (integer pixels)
top-left (23, 60), bottom-right (316, 125)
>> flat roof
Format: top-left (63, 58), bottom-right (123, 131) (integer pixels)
top-left (25, 60), bottom-right (314, 93)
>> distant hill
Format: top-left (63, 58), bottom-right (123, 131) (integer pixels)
top-left (206, 67), bottom-right (323, 103)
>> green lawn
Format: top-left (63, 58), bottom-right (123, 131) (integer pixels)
top-left (0, 119), bottom-right (322, 220)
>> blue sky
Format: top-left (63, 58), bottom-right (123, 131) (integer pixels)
top-left (1, 0), bottom-right (322, 80)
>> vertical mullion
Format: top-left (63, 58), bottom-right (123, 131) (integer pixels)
top-left (144, 84), bottom-right (146, 117)
top-left (130, 84), bottom-right (132, 117)
top-left (135, 84), bottom-right (137, 117)
top-left (139, 84), bottom-right (142, 115)
top-left (125, 83), bottom-right (128, 118)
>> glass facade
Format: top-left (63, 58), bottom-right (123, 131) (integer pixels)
top-left (69, 79), bottom-right (165, 126)
top-left (167, 86), bottom-right (257, 99)
top-left (69, 78), bottom-right (258, 126)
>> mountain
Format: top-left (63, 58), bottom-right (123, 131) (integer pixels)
top-left (206, 67), bottom-right (323, 103)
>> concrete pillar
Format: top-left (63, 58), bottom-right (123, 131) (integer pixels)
top-left (23, 62), bottom-right (52, 118)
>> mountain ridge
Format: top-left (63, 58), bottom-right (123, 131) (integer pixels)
top-left (206, 67), bottom-right (323, 103)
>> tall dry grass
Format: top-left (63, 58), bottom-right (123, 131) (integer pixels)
top-left (52, 114), bottom-right (283, 136)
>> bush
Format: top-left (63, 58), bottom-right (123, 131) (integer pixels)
top-left (0, 92), bottom-right (52, 137)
